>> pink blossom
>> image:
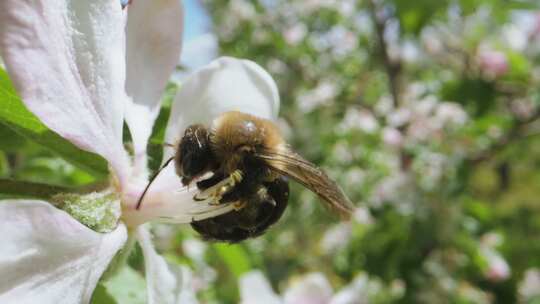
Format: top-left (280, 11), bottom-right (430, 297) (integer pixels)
top-left (284, 23), bottom-right (307, 45)
top-left (382, 127), bottom-right (404, 148)
top-left (533, 13), bottom-right (540, 37)
top-left (478, 50), bottom-right (508, 78)
top-left (485, 254), bottom-right (511, 282)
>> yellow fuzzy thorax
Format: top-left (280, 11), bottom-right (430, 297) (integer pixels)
top-left (210, 111), bottom-right (285, 173)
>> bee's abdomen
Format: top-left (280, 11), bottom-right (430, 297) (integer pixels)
top-left (190, 176), bottom-right (289, 243)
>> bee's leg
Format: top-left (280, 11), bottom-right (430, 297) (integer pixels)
top-left (196, 172), bottom-right (225, 191)
top-left (230, 170), bottom-right (243, 185)
top-left (217, 168), bottom-right (267, 206)
top-left (194, 170), bottom-right (243, 202)
top-left (259, 176), bottom-right (289, 218)
top-left (232, 187), bottom-right (272, 212)
top-left (232, 201), bottom-right (247, 211)
top-left (194, 174), bottom-right (230, 203)
top-left (176, 124), bottom-right (216, 185)
top-left (229, 178), bottom-right (289, 235)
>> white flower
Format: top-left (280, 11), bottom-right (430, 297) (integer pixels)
top-left (370, 172), bottom-right (415, 214)
top-left (239, 271), bottom-right (393, 304)
top-left (330, 273), bottom-right (393, 304)
top-left (374, 95), bottom-right (394, 116)
top-left (240, 271), bottom-right (283, 304)
top-left (320, 223), bottom-right (353, 254)
top-left (240, 271), bottom-right (334, 304)
top-left (327, 26), bottom-right (358, 56)
top-left (510, 98), bottom-right (537, 120)
top-left (283, 23), bottom-right (308, 46)
top-left (382, 127), bottom-right (404, 148)
top-left (386, 107), bottom-right (411, 128)
top-left (483, 250), bottom-right (511, 282)
top-left (229, 0), bottom-right (257, 21)
top-left (421, 27), bottom-right (444, 55)
top-left (340, 108), bottom-right (379, 134)
top-left (283, 273), bottom-right (334, 304)
top-left (519, 268), bottom-right (540, 301)
top-left (0, 0), bottom-right (279, 303)
top-left (479, 233), bottom-right (511, 282)
top-left (353, 207), bottom-right (374, 226)
top-left (352, 110), bottom-right (379, 134)
top-left (297, 80), bottom-right (338, 113)
top-left (433, 102), bottom-right (468, 128)
top-left (503, 23), bottom-right (528, 51)
top-left (412, 151), bottom-right (449, 191)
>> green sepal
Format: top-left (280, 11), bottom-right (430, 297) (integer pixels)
top-left (53, 190), bottom-right (121, 233)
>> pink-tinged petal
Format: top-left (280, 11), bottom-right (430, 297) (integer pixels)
top-left (0, 0), bottom-right (131, 184)
top-left (124, 0), bottom-right (184, 176)
top-left (136, 225), bottom-right (198, 304)
top-left (163, 57), bottom-right (280, 159)
top-left (240, 271), bottom-right (283, 304)
top-left (0, 200), bottom-right (127, 304)
top-left (122, 163), bottom-right (234, 227)
top-left (178, 266), bottom-right (199, 303)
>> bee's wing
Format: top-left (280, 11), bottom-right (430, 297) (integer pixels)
top-left (256, 148), bottom-right (355, 219)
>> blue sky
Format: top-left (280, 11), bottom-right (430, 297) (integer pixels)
top-left (183, 0), bottom-right (211, 42)
top-left (180, 0), bottom-right (218, 70)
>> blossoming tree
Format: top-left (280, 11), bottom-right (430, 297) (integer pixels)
top-left (2, 0), bottom-right (540, 303)
top-left (0, 0), bottom-right (280, 303)
top-left (203, 0), bottom-right (540, 303)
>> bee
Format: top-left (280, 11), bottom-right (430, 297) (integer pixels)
top-left (136, 111), bottom-right (354, 242)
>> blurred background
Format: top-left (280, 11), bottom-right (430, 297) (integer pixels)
top-left (2, 0), bottom-right (540, 303)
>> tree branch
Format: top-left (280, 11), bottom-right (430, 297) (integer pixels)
top-left (367, 0), bottom-right (402, 107)
top-left (469, 109), bottom-right (540, 164)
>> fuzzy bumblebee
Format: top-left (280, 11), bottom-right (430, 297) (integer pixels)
top-left (137, 111), bottom-right (354, 242)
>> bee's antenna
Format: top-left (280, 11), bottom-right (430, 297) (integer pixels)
top-left (136, 156), bottom-right (175, 210)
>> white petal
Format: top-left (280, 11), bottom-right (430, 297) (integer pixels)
top-left (124, 0), bottom-right (184, 175)
top-left (122, 162), bottom-right (234, 227)
top-left (240, 271), bottom-right (283, 304)
top-left (163, 57), bottom-right (280, 159)
top-left (136, 225), bottom-right (198, 304)
top-left (0, 200), bottom-right (127, 304)
top-left (0, 0), bottom-right (131, 184)
top-left (329, 274), bottom-right (370, 304)
top-left (178, 267), bottom-right (199, 304)
top-left (283, 273), bottom-right (334, 304)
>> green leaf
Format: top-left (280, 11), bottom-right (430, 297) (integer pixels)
top-left (0, 68), bottom-right (108, 177)
top-left (504, 50), bottom-right (531, 81)
top-left (502, 0), bottom-right (540, 10)
top-left (147, 82), bottom-right (176, 172)
top-left (213, 243), bottom-right (251, 278)
top-left (392, 0), bottom-right (450, 35)
top-left (91, 284), bottom-right (118, 304)
top-left (0, 124), bottom-right (26, 152)
top-left (0, 178), bottom-right (70, 200)
top-left (0, 152), bottom-right (6, 176)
